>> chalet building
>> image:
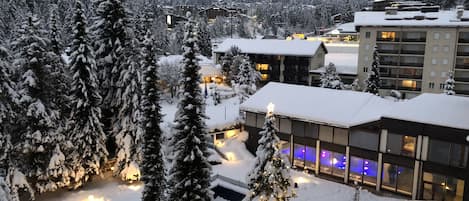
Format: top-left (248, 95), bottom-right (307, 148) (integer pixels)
top-left (240, 82), bottom-right (469, 201)
top-left (198, 7), bottom-right (247, 23)
top-left (213, 39), bottom-right (328, 86)
top-left (355, 7), bottom-right (469, 98)
top-left (165, 14), bottom-right (187, 29)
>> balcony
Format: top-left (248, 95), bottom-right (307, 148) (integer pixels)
top-left (459, 38), bottom-right (469, 43)
top-left (455, 77), bottom-right (469, 82)
top-left (455, 64), bottom-right (469, 70)
top-left (458, 32), bottom-right (469, 43)
top-left (381, 73), bottom-right (422, 79)
top-left (401, 38), bottom-right (426, 42)
top-left (379, 49), bottom-right (400, 54)
top-left (377, 37), bottom-right (400, 42)
top-left (397, 86), bottom-right (421, 91)
top-left (457, 52), bottom-right (469, 56)
top-left (455, 90), bottom-right (469, 95)
top-left (380, 61), bottom-right (399, 66)
top-left (400, 50), bottom-right (425, 55)
top-left (400, 62), bottom-right (424, 67)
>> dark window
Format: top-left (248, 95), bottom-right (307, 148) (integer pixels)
top-left (350, 129), bottom-right (379, 151)
top-left (256, 113), bottom-right (265, 128)
top-left (365, 32), bottom-right (371, 39)
top-left (292, 120), bottom-right (305, 137)
top-left (319, 125), bottom-right (333, 142)
top-left (382, 163), bottom-right (414, 196)
top-left (305, 123), bottom-right (319, 139)
top-left (279, 118), bottom-right (292, 134)
top-left (363, 67), bottom-right (368, 73)
top-left (429, 82), bottom-right (435, 89)
top-left (428, 139), bottom-right (468, 168)
top-left (245, 112), bottom-right (256, 127)
top-left (440, 83), bottom-right (445, 89)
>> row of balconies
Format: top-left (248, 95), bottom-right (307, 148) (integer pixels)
top-left (377, 37), bottom-right (427, 43)
top-left (381, 79), bottom-right (422, 91)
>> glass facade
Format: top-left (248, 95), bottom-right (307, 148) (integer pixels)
top-left (423, 172), bottom-right (464, 201)
top-left (428, 139), bottom-right (469, 168)
top-left (293, 144), bottom-right (316, 170)
top-left (320, 149), bottom-right (346, 178)
top-left (349, 156), bottom-right (378, 186)
top-left (386, 134), bottom-right (416, 157)
top-left (279, 140), bottom-right (290, 160)
top-left (382, 163), bottom-right (414, 195)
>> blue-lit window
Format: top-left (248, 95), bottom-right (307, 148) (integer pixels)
top-left (320, 149), bottom-right (346, 178)
top-left (293, 144), bottom-right (316, 170)
top-left (349, 156), bottom-right (378, 186)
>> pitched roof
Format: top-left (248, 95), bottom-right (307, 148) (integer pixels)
top-left (213, 39), bottom-right (327, 57)
top-left (240, 82), bottom-right (469, 130)
top-left (354, 10), bottom-right (469, 27)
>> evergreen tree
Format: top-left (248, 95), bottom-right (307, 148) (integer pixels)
top-left (351, 78), bottom-right (360, 91)
top-left (444, 71), bottom-right (456, 95)
top-left (67, 1), bottom-right (108, 189)
top-left (319, 62), bottom-right (344, 90)
top-left (92, 0), bottom-right (131, 128)
top-left (167, 14), bottom-right (212, 201)
top-left (197, 19), bottom-right (212, 57)
top-left (246, 103), bottom-right (295, 201)
top-left (12, 14), bottom-right (62, 193)
top-left (0, 176), bottom-right (11, 201)
top-left (221, 46), bottom-right (241, 85)
top-left (236, 55), bottom-right (260, 103)
top-left (49, 9), bottom-right (62, 56)
top-left (364, 46), bottom-right (381, 95)
top-left (141, 31), bottom-right (164, 201)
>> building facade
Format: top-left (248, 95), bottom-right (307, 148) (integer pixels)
top-left (213, 39), bottom-right (327, 86)
top-left (355, 9), bottom-right (469, 98)
top-left (240, 82), bottom-right (469, 201)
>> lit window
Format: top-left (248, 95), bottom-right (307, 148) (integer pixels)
top-left (260, 74), bottom-right (269, 80)
top-left (402, 80), bottom-right (417, 88)
top-left (256, 64), bottom-right (269, 71)
top-left (381, 32), bottom-right (396, 41)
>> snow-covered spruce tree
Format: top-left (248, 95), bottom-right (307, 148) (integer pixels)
top-left (66, 0), bottom-right (108, 189)
top-left (92, 0), bottom-right (131, 126)
top-left (140, 31), bottom-right (165, 201)
top-left (6, 167), bottom-right (34, 201)
top-left (167, 14), bottom-right (213, 201)
top-left (49, 9), bottom-right (62, 56)
top-left (351, 78), bottom-right (360, 91)
top-left (197, 19), bottom-right (212, 57)
top-left (246, 103), bottom-right (295, 201)
top-left (444, 71), bottom-right (456, 95)
top-left (221, 46), bottom-right (241, 85)
top-left (236, 55), bottom-right (260, 103)
top-left (364, 46), bottom-right (381, 95)
top-left (11, 14), bottom-right (62, 193)
top-left (319, 62), bottom-right (344, 90)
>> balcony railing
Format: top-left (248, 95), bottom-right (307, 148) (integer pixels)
top-left (401, 38), bottom-right (426, 42)
top-left (380, 61), bottom-right (399, 66)
top-left (397, 86), bottom-right (421, 91)
top-left (400, 50), bottom-right (425, 55)
top-left (381, 74), bottom-right (422, 79)
top-left (400, 62), bottom-right (424, 67)
top-left (455, 77), bottom-right (469, 82)
top-left (381, 85), bottom-right (397, 90)
top-left (455, 90), bottom-right (469, 95)
top-left (457, 52), bottom-right (469, 56)
top-left (377, 38), bottom-right (400, 42)
top-left (379, 49), bottom-right (400, 54)
top-left (458, 38), bottom-right (469, 43)
top-left (455, 64), bottom-right (469, 69)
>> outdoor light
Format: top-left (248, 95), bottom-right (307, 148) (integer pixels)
top-left (267, 102), bottom-right (275, 114)
top-left (85, 195), bottom-right (105, 201)
top-left (466, 135), bottom-right (469, 142)
top-left (128, 184), bottom-right (143, 191)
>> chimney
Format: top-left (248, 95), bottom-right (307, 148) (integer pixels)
top-left (457, 5), bottom-right (464, 19)
top-left (385, 7), bottom-right (398, 15)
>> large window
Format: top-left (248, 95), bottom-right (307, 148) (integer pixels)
top-left (333, 128), bottom-right (348, 145)
top-left (245, 112), bottom-right (257, 127)
top-left (292, 120), bottom-right (305, 137)
top-left (256, 113), bottom-right (265, 128)
top-left (428, 139), bottom-right (469, 168)
top-left (386, 133), bottom-right (416, 157)
top-left (279, 140), bottom-right (290, 159)
top-left (349, 156), bottom-right (378, 186)
top-left (320, 149), bottom-right (346, 178)
top-left (423, 172), bottom-right (464, 201)
top-left (349, 129), bottom-right (379, 151)
top-left (305, 123), bottom-right (319, 139)
top-left (381, 163), bottom-right (413, 195)
top-left (378, 31), bottom-right (398, 41)
top-left (293, 144), bottom-right (316, 170)
top-left (319, 126), bottom-right (333, 142)
top-left (279, 118), bottom-right (291, 134)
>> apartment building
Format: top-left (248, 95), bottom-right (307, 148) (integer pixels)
top-left (355, 8), bottom-right (469, 98)
top-left (213, 39), bottom-right (327, 86)
top-left (240, 82), bottom-right (469, 201)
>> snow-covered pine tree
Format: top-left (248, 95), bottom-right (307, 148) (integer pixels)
top-left (140, 31), bottom-right (164, 201)
top-left (351, 78), bottom-right (360, 91)
top-left (197, 18), bottom-right (212, 57)
top-left (66, 0), bottom-right (108, 189)
top-left (167, 14), bottom-right (212, 201)
top-left (221, 45), bottom-right (241, 85)
top-left (92, 0), bottom-right (131, 130)
top-left (246, 103), bottom-right (295, 201)
top-left (49, 9), bottom-right (62, 56)
top-left (319, 62), bottom-right (344, 90)
top-left (11, 14), bottom-right (62, 193)
top-left (444, 71), bottom-right (456, 95)
top-left (6, 167), bottom-right (34, 201)
top-left (236, 55), bottom-right (260, 103)
top-left (364, 46), bottom-right (381, 95)
top-left (44, 144), bottom-right (69, 191)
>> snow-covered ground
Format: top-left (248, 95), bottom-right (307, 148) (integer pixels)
top-left (38, 131), bottom-right (406, 201)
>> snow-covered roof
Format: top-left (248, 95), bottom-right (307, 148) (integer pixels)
top-left (326, 23), bottom-right (357, 35)
top-left (240, 82), bottom-right (394, 128)
top-left (311, 44), bottom-right (358, 75)
top-left (241, 83), bottom-right (469, 130)
top-left (383, 93), bottom-right (469, 130)
top-left (354, 10), bottom-right (469, 27)
top-left (213, 39), bottom-right (327, 57)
